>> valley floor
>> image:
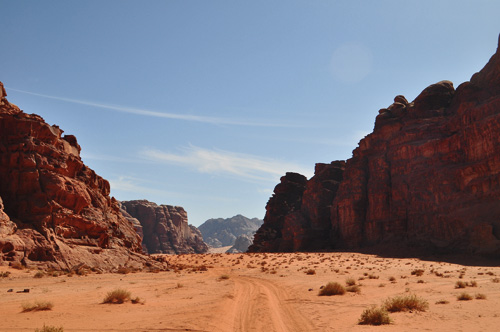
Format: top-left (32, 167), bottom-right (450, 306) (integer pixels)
top-left (1, 252), bottom-right (500, 331)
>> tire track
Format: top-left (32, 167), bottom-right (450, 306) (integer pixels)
top-left (231, 275), bottom-right (314, 332)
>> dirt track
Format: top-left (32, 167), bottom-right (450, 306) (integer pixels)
top-left (229, 275), bottom-right (314, 332)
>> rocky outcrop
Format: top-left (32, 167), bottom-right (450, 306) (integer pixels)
top-left (226, 234), bottom-right (253, 253)
top-left (199, 214), bottom-right (263, 248)
top-left (121, 200), bottom-right (208, 254)
top-left (250, 34), bottom-right (500, 255)
top-left (0, 84), bottom-right (163, 270)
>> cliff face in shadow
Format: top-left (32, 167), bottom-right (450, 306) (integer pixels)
top-left (250, 35), bottom-right (500, 256)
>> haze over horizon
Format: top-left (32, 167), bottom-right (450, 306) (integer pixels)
top-left (1, 1), bottom-right (499, 227)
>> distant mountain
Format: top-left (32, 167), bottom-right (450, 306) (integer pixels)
top-left (198, 215), bottom-right (263, 249)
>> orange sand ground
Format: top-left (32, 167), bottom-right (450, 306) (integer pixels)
top-left (1, 252), bottom-right (500, 331)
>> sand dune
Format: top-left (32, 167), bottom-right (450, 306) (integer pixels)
top-left (1, 252), bottom-right (499, 331)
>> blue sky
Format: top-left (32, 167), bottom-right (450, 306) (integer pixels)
top-left (1, 1), bottom-right (499, 227)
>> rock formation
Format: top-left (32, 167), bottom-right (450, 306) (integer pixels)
top-left (121, 200), bottom-right (208, 254)
top-left (198, 214), bottom-right (263, 248)
top-left (226, 234), bottom-right (254, 253)
top-left (250, 34), bottom-right (500, 256)
top-left (0, 85), bottom-right (163, 270)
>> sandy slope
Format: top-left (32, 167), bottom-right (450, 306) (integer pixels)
top-left (1, 252), bottom-right (500, 331)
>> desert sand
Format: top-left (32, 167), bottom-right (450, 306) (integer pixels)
top-left (1, 252), bottom-right (499, 332)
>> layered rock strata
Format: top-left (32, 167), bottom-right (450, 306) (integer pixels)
top-left (0, 85), bottom-right (162, 270)
top-left (121, 200), bottom-right (208, 254)
top-left (250, 35), bottom-right (500, 255)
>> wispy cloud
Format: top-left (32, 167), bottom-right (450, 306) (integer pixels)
top-left (108, 175), bottom-right (182, 198)
top-left (7, 87), bottom-right (301, 128)
top-left (141, 145), bottom-right (312, 182)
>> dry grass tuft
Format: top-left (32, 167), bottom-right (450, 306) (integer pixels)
top-left (35, 325), bottom-right (64, 332)
top-left (457, 292), bottom-right (473, 301)
top-left (411, 269), bottom-right (424, 277)
top-left (305, 269), bottom-right (316, 275)
top-left (346, 285), bottom-right (361, 293)
top-left (383, 294), bottom-right (428, 312)
top-left (22, 301), bottom-right (54, 312)
top-left (102, 289), bottom-right (131, 304)
top-left (358, 306), bottom-right (391, 325)
top-left (475, 293), bottom-right (487, 300)
top-left (345, 277), bottom-right (356, 286)
top-left (318, 282), bottom-right (346, 296)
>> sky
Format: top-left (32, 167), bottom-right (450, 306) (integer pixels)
top-left (1, 1), bottom-right (499, 227)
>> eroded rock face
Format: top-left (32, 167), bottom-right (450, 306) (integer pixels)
top-left (251, 35), bottom-right (500, 255)
top-left (198, 214), bottom-right (263, 248)
top-left (121, 200), bottom-right (208, 254)
top-left (0, 86), bottom-right (161, 270)
top-left (226, 234), bottom-right (253, 253)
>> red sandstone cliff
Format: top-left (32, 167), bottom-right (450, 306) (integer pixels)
top-left (249, 35), bottom-right (500, 255)
top-left (0, 86), bottom-right (162, 270)
top-left (121, 200), bottom-right (208, 254)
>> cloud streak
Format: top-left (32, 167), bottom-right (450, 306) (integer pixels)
top-left (7, 87), bottom-right (301, 128)
top-left (141, 145), bottom-right (312, 183)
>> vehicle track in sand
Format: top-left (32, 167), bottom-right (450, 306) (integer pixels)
top-left (227, 275), bottom-right (315, 332)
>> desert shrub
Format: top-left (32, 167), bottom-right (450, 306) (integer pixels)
top-left (411, 269), bottom-right (424, 277)
top-left (345, 277), bottom-right (356, 286)
top-left (383, 294), bottom-right (428, 312)
top-left (457, 292), bottom-right (473, 301)
top-left (34, 325), bottom-right (64, 332)
top-left (305, 269), bottom-right (316, 275)
top-left (435, 299), bottom-right (449, 304)
top-left (368, 274), bottom-right (379, 279)
top-left (492, 277), bottom-right (500, 283)
top-left (469, 280), bottom-right (477, 287)
top-left (346, 285), bottom-right (361, 293)
top-left (318, 282), bottom-right (345, 296)
top-left (34, 271), bottom-right (45, 278)
top-left (22, 301), bottom-right (54, 312)
top-left (455, 281), bottom-right (467, 289)
top-left (475, 293), bottom-right (487, 300)
top-left (10, 261), bottom-right (23, 270)
top-left (218, 274), bottom-right (230, 280)
top-left (117, 266), bottom-right (131, 274)
top-left (102, 288), bottom-right (131, 304)
top-left (131, 296), bottom-right (142, 304)
top-left (358, 306), bottom-right (391, 325)
top-left (388, 276), bottom-right (396, 282)
top-left (1, 271), bottom-right (11, 278)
